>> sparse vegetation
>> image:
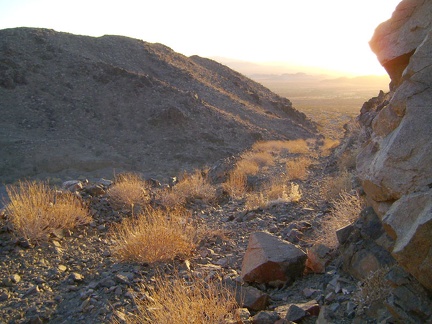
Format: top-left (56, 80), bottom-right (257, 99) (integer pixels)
top-left (321, 170), bottom-right (352, 201)
top-left (240, 151), bottom-right (275, 168)
top-left (223, 167), bottom-right (248, 199)
top-left (245, 180), bottom-right (302, 210)
top-left (315, 191), bottom-right (363, 248)
top-left (124, 274), bottom-right (237, 323)
top-left (110, 207), bottom-right (197, 263)
top-left (5, 180), bottom-right (91, 243)
top-left (286, 156), bottom-right (313, 180)
top-left (353, 267), bottom-right (391, 314)
top-left (252, 139), bottom-right (309, 154)
top-left (156, 169), bottom-right (217, 208)
top-left (107, 173), bottom-right (150, 215)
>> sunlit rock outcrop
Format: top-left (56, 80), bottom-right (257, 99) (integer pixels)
top-left (357, 0), bottom-right (432, 292)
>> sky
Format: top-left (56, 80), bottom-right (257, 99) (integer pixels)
top-left (0, 0), bottom-right (401, 76)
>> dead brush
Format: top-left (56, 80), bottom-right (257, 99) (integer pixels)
top-left (124, 273), bottom-right (238, 323)
top-left (110, 206), bottom-right (197, 263)
top-left (286, 156), bottom-right (313, 180)
top-left (252, 139), bottom-right (310, 154)
top-left (321, 170), bottom-right (352, 201)
top-left (5, 180), bottom-right (91, 244)
top-left (240, 151), bottom-right (275, 168)
top-left (156, 169), bottom-right (217, 208)
top-left (353, 266), bottom-right (391, 315)
top-left (315, 190), bottom-right (363, 249)
top-left (245, 179), bottom-right (302, 210)
top-left (222, 167), bottom-right (247, 199)
top-left (107, 173), bottom-right (150, 216)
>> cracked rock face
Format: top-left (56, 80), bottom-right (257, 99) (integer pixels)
top-left (357, 0), bottom-right (432, 291)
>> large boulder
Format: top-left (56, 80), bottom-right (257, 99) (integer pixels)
top-left (357, 0), bottom-right (432, 291)
top-left (241, 232), bottom-right (307, 287)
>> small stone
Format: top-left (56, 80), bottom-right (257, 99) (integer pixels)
top-left (239, 286), bottom-right (269, 311)
top-left (69, 272), bottom-right (84, 282)
top-left (336, 224), bottom-right (354, 245)
top-left (234, 308), bottom-right (251, 322)
top-left (24, 285), bottom-right (40, 297)
top-left (285, 304), bottom-right (306, 322)
top-left (346, 301), bottom-right (356, 315)
top-left (0, 291), bottom-right (9, 301)
top-left (325, 292), bottom-right (335, 302)
top-left (303, 288), bottom-right (320, 298)
top-left (100, 278), bottom-right (115, 288)
top-left (58, 265), bottom-right (67, 272)
top-left (328, 303), bottom-right (340, 312)
top-left (215, 257), bottom-right (229, 267)
top-left (115, 274), bottom-right (130, 285)
top-left (52, 240), bottom-right (61, 248)
top-left (252, 310), bottom-right (280, 324)
top-left (114, 286), bottom-right (122, 296)
top-left (97, 224), bottom-right (106, 231)
top-left (17, 238), bottom-right (32, 248)
top-left (11, 274), bottom-right (21, 283)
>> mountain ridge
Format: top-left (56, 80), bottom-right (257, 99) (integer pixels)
top-left (0, 27), bottom-right (317, 183)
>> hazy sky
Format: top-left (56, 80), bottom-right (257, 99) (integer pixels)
top-left (0, 0), bottom-right (401, 76)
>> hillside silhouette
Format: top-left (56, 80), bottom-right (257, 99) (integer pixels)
top-left (0, 28), bottom-right (316, 183)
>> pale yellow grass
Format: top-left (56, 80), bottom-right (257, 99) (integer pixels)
top-left (286, 157), bottom-right (313, 180)
top-left (223, 167), bottom-right (247, 199)
top-left (236, 159), bottom-right (260, 176)
top-left (252, 139), bottom-right (309, 154)
top-left (124, 274), bottom-right (237, 324)
top-left (240, 151), bottom-right (275, 167)
top-left (107, 173), bottom-right (150, 214)
top-left (110, 207), bottom-right (196, 263)
top-left (315, 191), bottom-right (363, 249)
top-left (156, 169), bottom-right (217, 207)
top-left (5, 181), bottom-right (91, 243)
top-left (245, 180), bottom-right (302, 210)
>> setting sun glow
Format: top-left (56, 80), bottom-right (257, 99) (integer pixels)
top-left (0, 0), bottom-right (401, 76)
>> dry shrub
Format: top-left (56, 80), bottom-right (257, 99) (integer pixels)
top-left (240, 151), bottom-right (275, 168)
top-left (5, 181), bottom-right (91, 243)
top-left (252, 139), bottom-right (309, 154)
top-left (236, 159), bottom-right (260, 176)
top-left (125, 274), bottom-right (237, 323)
top-left (245, 181), bottom-right (302, 210)
top-left (286, 157), bottom-right (313, 180)
top-left (353, 266), bottom-right (391, 314)
top-left (321, 171), bottom-right (352, 201)
top-left (315, 191), bottom-right (363, 248)
top-left (156, 169), bottom-right (217, 208)
top-left (110, 207), bottom-right (196, 263)
top-left (320, 138), bottom-right (340, 156)
top-left (222, 168), bottom-right (247, 199)
top-left (107, 173), bottom-right (150, 213)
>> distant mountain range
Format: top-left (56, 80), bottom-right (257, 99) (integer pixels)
top-left (213, 57), bottom-right (390, 89)
top-left (0, 28), bottom-right (317, 183)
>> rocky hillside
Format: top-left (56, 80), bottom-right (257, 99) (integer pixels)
top-left (344, 0), bottom-right (432, 321)
top-left (0, 27), bottom-right (316, 184)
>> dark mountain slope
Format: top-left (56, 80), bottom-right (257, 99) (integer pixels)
top-left (0, 27), bottom-right (316, 183)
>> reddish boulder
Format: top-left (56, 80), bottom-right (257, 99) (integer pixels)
top-left (241, 232), bottom-right (307, 287)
